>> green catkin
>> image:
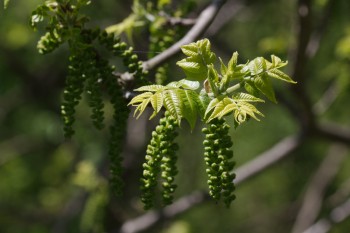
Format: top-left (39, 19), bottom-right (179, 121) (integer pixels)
top-left (160, 112), bottom-right (179, 205)
top-left (141, 111), bottom-right (179, 209)
top-left (99, 33), bottom-right (147, 86)
top-left (202, 118), bottom-right (236, 207)
top-left (33, 0), bottom-right (151, 198)
top-left (37, 30), bottom-right (63, 54)
top-left (61, 55), bottom-right (86, 138)
top-left (97, 31), bottom-right (149, 196)
top-left (84, 50), bottom-right (105, 130)
top-left (105, 63), bottom-right (130, 197)
top-left (107, 88), bottom-right (129, 196)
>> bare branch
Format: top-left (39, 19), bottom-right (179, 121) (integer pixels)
top-left (118, 134), bottom-right (303, 233)
top-left (119, 191), bottom-right (208, 233)
top-left (205, 0), bottom-right (244, 37)
top-left (313, 81), bottom-right (339, 115)
top-left (302, 198), bottom-right (350, 233)
top-left (305, 0), bottom-right (336, 59)
top-left (327, 178), bottom-right (350, 208)
top-left (235, 135), bottom-right (302, 184)
top-left (142, 0), bottom-right (227, 71)
top-left (158, 11), bottom-right (197, 26)
top-left (315, 122), bottom-right (350, 145)
top-left (291, 144), bottom-right (348, 233)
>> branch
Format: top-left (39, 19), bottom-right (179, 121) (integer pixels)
top-left (234, 135), bottom-right (302, 184)
top-left (289, 0), bottom-right (314, 128)
top-left (313, 81), bottom-right (339, 115)
top-left (142, 0), bottom-right (227, 71)
top-left (315, 122), bottom-right (350, 144)
top-left (118, 191), bottom-right (209, 233)
top-left (327, 178), bottom-right (350, 208)
top-left (305, 0), bottom-right (336, 59)
top-left (158, 11), bottom-right (197, 26)
top-left (291, 144), bottom-right (348, 233)
top-left (204, 0), bottom-right (244, 37)
top-left (118, 134), bottom-right (303, 233)
top-left (302, 198), bottom-right (350, 233)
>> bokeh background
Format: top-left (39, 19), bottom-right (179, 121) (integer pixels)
top-left (1, 0), bottom-right (350, 233)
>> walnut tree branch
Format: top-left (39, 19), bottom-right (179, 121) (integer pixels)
top-left (302, 197), bottom-right (350, 233)
top-left (291, 144), bottom-right (347, 233)
top-left (315, 122), bottom-right (350, 145)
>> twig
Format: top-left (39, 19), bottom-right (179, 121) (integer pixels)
top-left (313, 81), bottom-right (339, 115)
top-left (158, 11), bottom-right (197, 26)
top-left (302, 198), bottom-right (350, 233)
top-left (288, 0), bottom-right (314, 128)
top-left (235, 135), bottom-right (302, 184)
top-left (305, 0), bottom-right (336, 59)
top-left (142, 0), bottom-right (228, 71)
top-left (327, 178), bottom-right (350, 208)
top-left (118, 191), bottom-right (208, 233)
top-left (118, 134), bottom-right (303, 233)
top-left (205, 0), bottom-right (244, 37)
top-left (315, 122), bottom-right (350, 145)
top-left (291, 144), bottom-right (347, 233)
top-left (288, 0), bottom-right (336, 128)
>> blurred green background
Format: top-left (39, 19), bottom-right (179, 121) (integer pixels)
top-left (1, 0), bottom-right (350, 233)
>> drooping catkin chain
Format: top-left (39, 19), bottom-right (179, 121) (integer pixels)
top-left (202, 118), bottom-right (236, 207)
top-left (140, 111), bottom-right (179, 209)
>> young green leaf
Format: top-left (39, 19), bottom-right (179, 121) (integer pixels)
top-left (248, 57), bottom-right (267, 75)
top-left (266, 69), bottom-right (296, 83)
top-left (177, 38), bottom-right (216, 81)
top-left (207, 64), bottom-right (219, 95)
top-left (129, 92), bottom-right (154, 118)
top-left (164, 90), bottom-right (183, 125)
top-left (134, 85), bottom-right (168, 92)
top-left (167, 79), bottom-right (200, 90)
top-left (232, 93), bottom-right (265, 103)
top-left (180, 90), bottom-right (199, 129)
top-left (254, 74), bottom-right (277, 103)
top-left (270, 55), bottom-right (288, 69)
top-left (206, 97), bottom-right (234, 122)
top-left (244, 82), bottom-right (260, 97)
top-left (228, 52), bottom-right (238, 71)
top-left (218, 103), bottom-right (239, 119)
top-left (197, 91), bottom-right (211, 118)
top-left (235, 102), bottom-right (264, 122)
top-left (219, 57), bottom-right (228, 75)
top-left (204, 96), bottom-right (263, 123)
top-left (150, 92), bottom-right (164, 119)
top-left (204, 97), bottom-right (222, 119)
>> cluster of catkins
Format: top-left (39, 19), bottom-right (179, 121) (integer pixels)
top-left (140, 111), bottom-right (179, 209)
top-left (202, 118), bottom-right (236, 207)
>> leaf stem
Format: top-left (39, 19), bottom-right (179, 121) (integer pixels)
top-left (225, 83), bottom-right (242, 96)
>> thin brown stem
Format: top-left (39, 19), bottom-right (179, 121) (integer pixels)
top-left (142, 0), bottom-right (227, 71)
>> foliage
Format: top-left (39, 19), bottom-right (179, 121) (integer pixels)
top-left (129, 38), bottom-right (296, 207)
top-left (27, 0), bottom-right (296, 209)
top-left (130, 39), bottom-right (295, 127)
